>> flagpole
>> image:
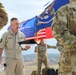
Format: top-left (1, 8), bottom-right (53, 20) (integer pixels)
top-left (34, 16), bottom-right (39, 75)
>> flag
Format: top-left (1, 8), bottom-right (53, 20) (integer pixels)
top-left (19, 0), bottom-right (70, 39)
top-left (35, 0), bottom-right (70, 32)
top-left (19, 16), bottom-right (37, 38)
top-left (26, 27), bottom-right (53, 40)
top-left (37, 27), bottom-right (53, 40)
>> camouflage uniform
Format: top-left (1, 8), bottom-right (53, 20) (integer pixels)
top-left (56, 42), bottom-right (65, 74)
top-left (35, 44), bottom-right (56, 75)
top-left (52, 1), bottom-right (76, 75)
top-left (0, 2), bottom-right (8, 29)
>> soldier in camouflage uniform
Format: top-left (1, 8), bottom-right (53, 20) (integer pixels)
top-left (35, 39), bottom-right (57, 75)
top-left (0, 2), bottom-right (8, 29)
top-left (52, 0), bottom-right (76, 75)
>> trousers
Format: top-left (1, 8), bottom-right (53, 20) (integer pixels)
top-left (37, 56), bottom-right (48, 75)
top-left (4, 58), bottom-right (24, 75)
top-left (59, 50), bottom-right (76, 75)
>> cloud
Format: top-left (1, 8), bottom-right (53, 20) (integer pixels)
top-left (20, 0), bottom-right (50, 6)
top-left (1, 0), bottom-right (53, 21)
top-left (7, 11), bottom-right (20, 20)
top-left (0, 25), bottom-right (9, 37)
top-left (8, 12), bottom-right (19, 18)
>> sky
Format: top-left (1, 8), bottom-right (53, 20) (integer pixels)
top-left (0, 0), bottom-right (59, 54)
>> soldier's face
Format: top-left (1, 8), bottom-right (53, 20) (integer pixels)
top-left (40, 39), bottom-right (44, 45)
top-left (11, 20), bottom-right (19, 31)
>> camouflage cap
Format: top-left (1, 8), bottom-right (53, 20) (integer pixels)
top-left (0, 2), bottom-right (8, 30)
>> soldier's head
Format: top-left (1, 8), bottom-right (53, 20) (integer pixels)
top-left (10, 18), bottom-right (19, 33)
top-left (40, 39), bottom-right (45, 45)
top-left (70, 0), bottom-right (76, 2)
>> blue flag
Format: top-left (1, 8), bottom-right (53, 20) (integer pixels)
top-left (19, 16), bottom-right (37, 38)
top-left (35, 0), bottom-right (70, 32)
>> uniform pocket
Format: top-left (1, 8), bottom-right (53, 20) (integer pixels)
top-left (6, 37), bottom-right (14, 50)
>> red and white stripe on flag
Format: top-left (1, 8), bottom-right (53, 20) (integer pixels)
top-left (45, 27), bottom-right (53, 38)
top-left (26, 27), bottom-right (53, 40)
top-left (37, 28), bottom-right (46, 39)
top-left (37, 27), bottom-right (53, 40)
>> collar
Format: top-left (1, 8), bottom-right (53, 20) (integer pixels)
top-left (9, 29), bottom-right (19, 36)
